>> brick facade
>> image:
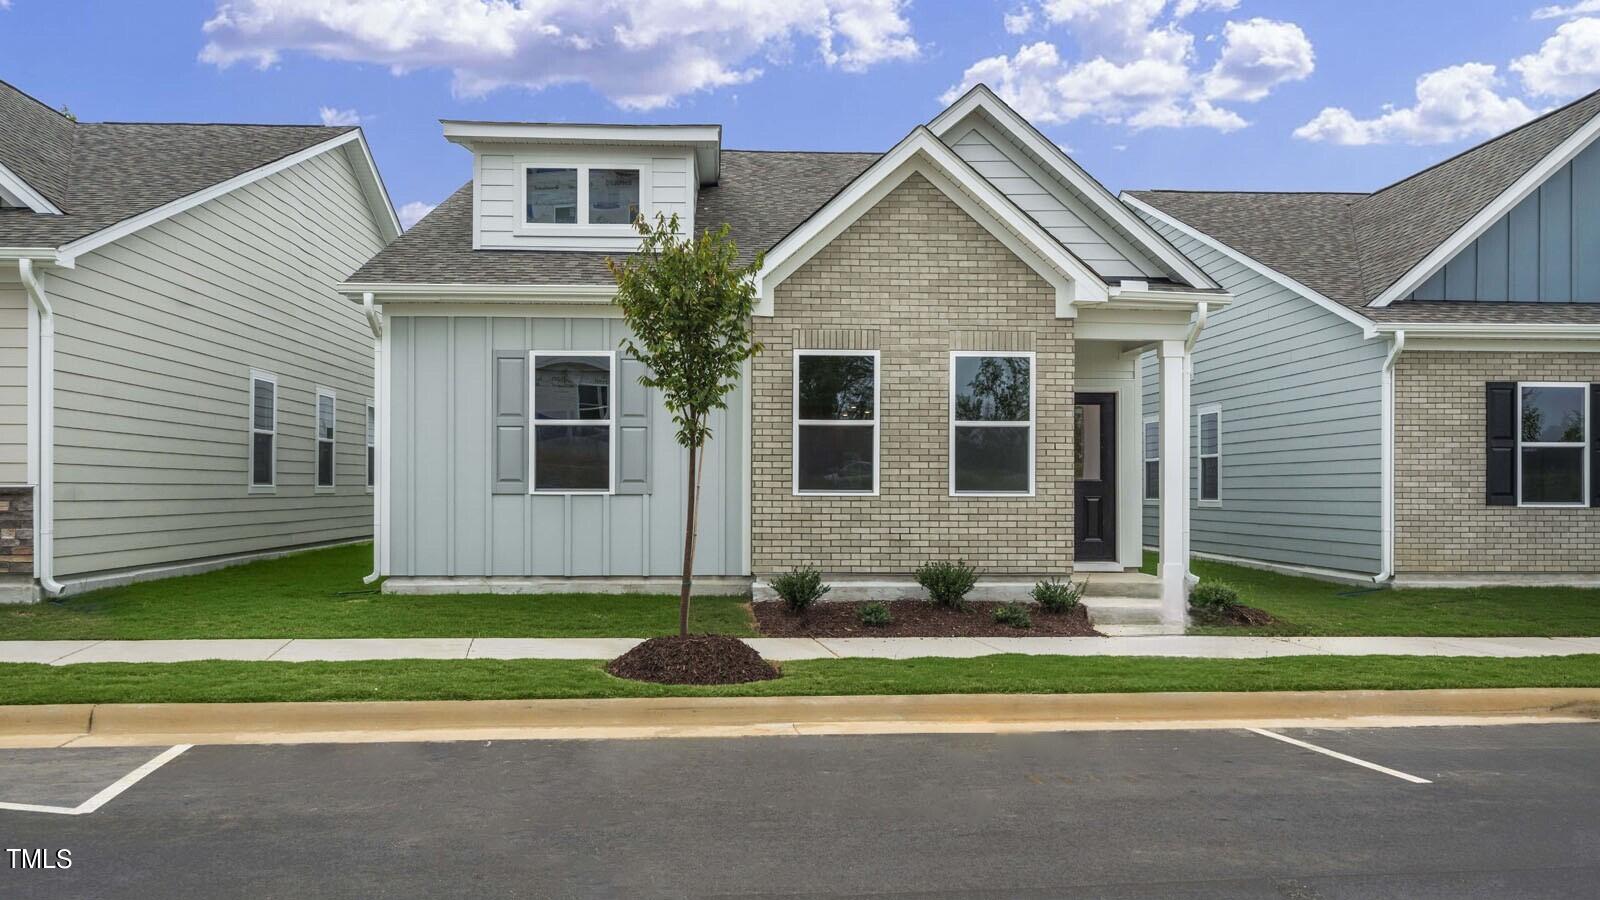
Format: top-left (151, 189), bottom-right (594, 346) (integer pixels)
top-left (1394, 350), bottom-right (1600, 574)
top-left (0, 486), bottom-right (33, 576)
top-left (751, 173), bottom-right (1075, 576)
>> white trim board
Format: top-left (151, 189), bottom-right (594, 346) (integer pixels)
top-left (0, 159), bottom-right (61, 215)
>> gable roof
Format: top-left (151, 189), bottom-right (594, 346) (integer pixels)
top-left (0, 80), bottom-right (398, 253)
top-left (1127, 86), bottom-right (1600, 324)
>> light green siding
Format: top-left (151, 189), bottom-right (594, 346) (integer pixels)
top-left (0, 268), bottom-right (28, 486)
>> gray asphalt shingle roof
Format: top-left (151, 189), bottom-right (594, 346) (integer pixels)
top-left (0, 80), bottom-right (354, 249)
top-left (347, 149), bottom-right (881, 286)
top-left (1129, 88), bottom-right (1600, 325)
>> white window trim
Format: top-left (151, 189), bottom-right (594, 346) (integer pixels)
top-left (949, 350), bottom-right (1036, 497)
top-left (516, 153), bottom-right (651, 236)
top-left (315, 387), bottom-right (337, 492)
top-left (365, 397), bottom-right (376, 494)
top-left (792, 349), bottom-right (881, 497)
top-left (1197, 404), bottom-right (1222, 507)
top-left (1143, 414), bottom-right (1160, 502)
top-left (1515, 382), bottom-right (1590, 509)
top-left (529, 350), bottom-right (617, 496)
top-left (248, 370), bottom-right (278, 495)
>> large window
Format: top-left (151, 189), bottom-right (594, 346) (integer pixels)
top-left (1143, 416), bottom-right (1159, 500)
top-left (950, 352), bottom-right (1034, 495)
top-left (249, 371), bottom-right (277, 491)
top-left (1519, 383), bottom-right (1589, 506)
top-left (1198, 405), bottom-right (1221, 504)
top-left (365, 399), bottom-right (376, 492)
top-left (315, 389), bottom-right (336, 490)
top-left (524, 165), bottom-right (640, 227)
top-left (794, 351), bottom-right (878, 495)
top-left (531, 351), bottom-right (615, 493)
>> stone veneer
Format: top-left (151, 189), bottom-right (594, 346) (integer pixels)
top-left (1394, 349), bottom-right (1600, 574)
top-left (751, 172), bottom-right (1075, 576)
top-left (0, 486), bottom-right (33, 576)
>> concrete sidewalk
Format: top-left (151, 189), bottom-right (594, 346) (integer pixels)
top-left (4, 635), bottom-right (1600, 665)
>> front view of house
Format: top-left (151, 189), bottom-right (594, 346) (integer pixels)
top-left (343, 86), bottom-right (1229, 625)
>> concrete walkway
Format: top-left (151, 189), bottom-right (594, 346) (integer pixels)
top-left (4, 635), bottom-right (1600, 665)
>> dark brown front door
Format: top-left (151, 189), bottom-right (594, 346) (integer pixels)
top-left (1074, 393), bottom-right (1117, 561)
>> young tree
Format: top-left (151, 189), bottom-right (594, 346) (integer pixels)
top-left (609, 213), bottom-right (763, 636)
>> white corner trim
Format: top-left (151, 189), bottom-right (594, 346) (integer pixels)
top-left (1371, 106), bottom-right (1600, 307)
top-left (1123, 193), bottom-right (1380, 339)
top-left (0, 160), bottom-right (61, 215)
top-left (930, 85), bottom-right (1217, 291)
top-left (755, 126), bottom-right (1109, 317)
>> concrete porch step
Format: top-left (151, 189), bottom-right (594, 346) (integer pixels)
top-left (1080, 596), bottom-right (1165, 626)
top-left (1079, 572), bottom-right (1162, 600)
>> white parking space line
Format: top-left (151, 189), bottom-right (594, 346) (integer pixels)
top-left (1246, 728), bottom-right (1432, 784)
top-left (0, 744), bottom-right (192, 816)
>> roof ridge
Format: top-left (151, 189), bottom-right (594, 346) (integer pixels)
top-left (723, 148), bottom-right (882, 155)
top-left (89, 120), bottom-right (352, 130)
top-left (0, 78), bottom-right (77, 126)
top-left (1131, 189), bottom-right (1369, 197)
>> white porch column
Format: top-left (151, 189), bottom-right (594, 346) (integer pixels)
top-left (1158, 340), bottom-right (1189, 627)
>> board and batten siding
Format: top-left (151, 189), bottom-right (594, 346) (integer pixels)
top-left (1138, 218), bottom-right (1386, 575)
top-left (386, 314), bottom-right (745, 578)
top-left (1410, 138), bottom-right (1600, 302)
top-left (41, 145), bottom-right (386, 578)
top-left (0, 267), bottom-right (28, 485)
top-left (475, 148), bottom-right (694, 252)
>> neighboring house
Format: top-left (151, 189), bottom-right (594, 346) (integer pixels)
top-left (0, 81), bottom-right (399, 599)
top-left (1125, 88), bottom-right (1600, 586)
top-left (344, 85), bottom-right (1228, 626)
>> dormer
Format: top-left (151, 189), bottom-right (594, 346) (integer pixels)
top-left (443, 121), bottom-right (721, 252)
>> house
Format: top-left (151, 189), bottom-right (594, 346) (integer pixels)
top-left (343, 85), bottom-right (1229, 628)
top-left (1125, 88), bottom-right (1600, 587)
top-left (0, 80), bottom-right (399, 600)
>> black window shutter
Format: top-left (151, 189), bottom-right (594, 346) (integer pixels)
top-left (1485, 382), bottom-right (1517, 506)
top-left (1591, 384), bottom-right (1599, 508)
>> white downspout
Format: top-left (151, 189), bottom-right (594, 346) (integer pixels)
top-left (361, 291), bottom-right (383, 585)
top-left (17, 259), bottom-right (65, 596)
top-left (1375, 330), bottom-right (1405, 584)
top-left (1182, 302), bottom-right (1208, 584)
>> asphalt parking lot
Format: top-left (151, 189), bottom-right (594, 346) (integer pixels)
top-left (4, 722), bottom-right (1600, 898)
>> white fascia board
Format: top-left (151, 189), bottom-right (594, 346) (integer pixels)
top-left (1372, 321), bottom-right (1600, 339)
top-left (0, 247), bottom-right (64, 261)
top-left (338, 282), bottom-right (616, 301)
top-left (442, 121), bottom-right (721, 184)
top-left (1371, 108), bottom-right (1600, 308)
top-left (754, 126), bottom-right (1109, 317)
top-left (930, 85), bottom-right (1218, 291)
top-left (0, 161), bottom-right (61, 215)
top-left (1123, 193), bottom-right (1380, 339)
top-left (57, 130), bottom-right (369, 264)
top-left (344, 132), bottom-right (403, 241)
top-left (1103, 287), bottom-right (1233, 309)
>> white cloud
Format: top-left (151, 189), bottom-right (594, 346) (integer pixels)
top-left (1294, 63), bottom-right (1535, 145)
top-left (398, 201), bottom-right (437, 229)
top-left (318, 106), bottom-right (362, 126)
top-left (1202, 18), bottom-right (1314, 102)
top-left (1511, 16), bottom-right (1600, 99)
top-left (944, 4), bottom-right (1312, 132)
top-left (1532, 1), bottom-right (1600, 19)
top-left (1003, 6), bottom-right (1034, 35)
top-left (200, 0), bottom-right (919, 110)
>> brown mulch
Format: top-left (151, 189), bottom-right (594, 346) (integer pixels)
top-left (753, 601), bottom-right (1101, 638)
top-left (606, 634), bottom-right (780, 685)
top-left (1190, 604), bottom-right (1277, 627)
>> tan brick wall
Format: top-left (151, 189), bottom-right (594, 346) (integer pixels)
top-left (1394, 350), bottom-right (1600, 574)
top-left (752, 172), bottom-right (1075, 576)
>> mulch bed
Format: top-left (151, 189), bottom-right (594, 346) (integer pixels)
top-left (1190, 604), bottom-right (1277, 627)
top-left (753, 601), bottom-right (1101, 638)
top-left (606, 634), bottom-right (780, 685)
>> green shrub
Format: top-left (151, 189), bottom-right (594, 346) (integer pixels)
top-left (1189, 582), bottom-right (1241, 611)
top-left (768, 567), bottom-right (830, 613)
top-left (915, 560), bottom-right (980, 608)
top-left (993, 602), bottom-right (1032, 629)
top-left (1031, 578), bottom-right (1084, 613)
top-left (857, 602), bottom-right (892, 627)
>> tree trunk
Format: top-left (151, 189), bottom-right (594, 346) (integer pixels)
top-left (678, 430), bottom-right (702, 637)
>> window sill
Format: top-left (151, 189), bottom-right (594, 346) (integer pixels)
top-left (793, 490), bottom-right (880, 498)
top-left (531, 490), bottom-right (615, 497)
top-left (248, 486), bottom-right (276, 496)
top-left (315, 486), bottom-right (336, 495)
top-left (949, 491), bottom-right (1036, 498)
top-left (1516, 502), bottom-right (1590, 509)
top-left (515, 223), bottom-right (638, 239)
top-left (1197, 500), bottom-right (1222, 508)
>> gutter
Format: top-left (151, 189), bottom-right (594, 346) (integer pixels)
top-left (362, 292), bottom-right (383, 586)
top-left (17, 259), bottom-right (65, 596)
top-left (1375, 330), bottom-right (1406, 585)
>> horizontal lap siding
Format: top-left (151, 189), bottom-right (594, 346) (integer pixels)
top-left (0, 269), bottom-right (27, 485)
top-left (387, 314), bottom-right (744, 577)
top-left (1138, 219), bottom-right (1385, 575)
top-left (45, 147), bottom-right (385, 577)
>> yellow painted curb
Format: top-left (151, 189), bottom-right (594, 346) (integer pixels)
top-left (2, 689), bottom-right (1599, 747)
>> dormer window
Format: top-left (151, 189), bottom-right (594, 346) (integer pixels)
top-left (523, 163), bottom-right (641, 228)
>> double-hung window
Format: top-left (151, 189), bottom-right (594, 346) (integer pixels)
top-left (794, 350), bottom-right (878, 495)
top-left (525, 165), bottom-right (641, 227)
top-left (531, 351), bottom-right (616, 494)
top-left (249, 371), bottom-right (277, 491)
top-left (1198, 405), bottom-right (1221, 504)
top-left (1143, 416), bottom-right (1160, 500)
top-left (315, 389), bottom-right (336, 490)
top-left (1518, 383), bottom-right (1589, 506)
top-left (950, 351), bottom-right (1034, 495)
top-left (365, 399), bottom-right (376, 492)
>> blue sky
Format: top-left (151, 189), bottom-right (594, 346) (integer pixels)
top-left (4, 1), bottom-right (1599, 227)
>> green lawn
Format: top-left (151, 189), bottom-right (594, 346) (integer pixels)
top-left (1141, 551), bottom-right (1600, 637)
top-left (4, 654), bottom-right (1600, 704)
top-left (0, 544), bottom-right (755, 640)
